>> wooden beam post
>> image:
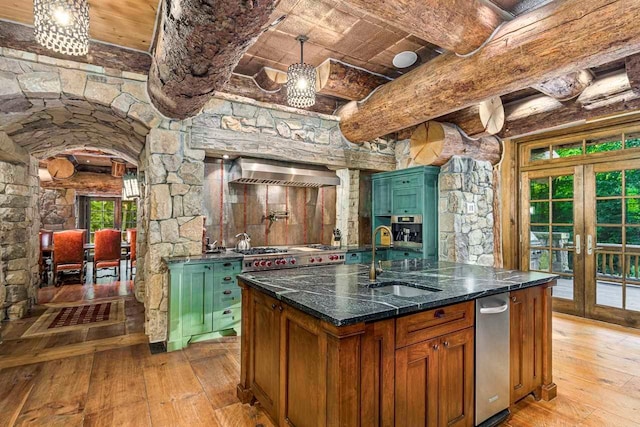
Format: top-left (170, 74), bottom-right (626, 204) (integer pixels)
top-left (148, 0), bottom-right (278, 119)
top-left (338, 0), bottom-right (640, 143)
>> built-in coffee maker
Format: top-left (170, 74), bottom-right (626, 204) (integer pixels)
top-left (391, 215), bottom-right (423, 249)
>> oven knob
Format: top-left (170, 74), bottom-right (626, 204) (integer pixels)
top-left (310, 258), bottom-right (315, 263)
top-left (266, 261), bottom-right (272, 267)
top-left (282, 259), bottom-right (288, 264)
top-left (317, 257), bottom-right (323, 262)
top-left (260, 260), bottom-right (267, 267)
top-left (253, 261), bottom-right (260, 267)
top-left (274, 259), bottom-right (281, 265)
top-left (290, 259), bottom-right (296, 265)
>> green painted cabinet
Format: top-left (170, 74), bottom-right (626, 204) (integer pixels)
top-left (181, 263), bottom-right (215, 336)
top-left (388, 249), bottom-right (423, 261)
top-left (168, 258), bottom-right (243, 351)
top-left (372, 166), bottom-right (440, 260)
top-left (373, 177), bottom-right (392, 216)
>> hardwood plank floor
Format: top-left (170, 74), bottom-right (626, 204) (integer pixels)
top-left (1, 312), bottom-right (639, 426)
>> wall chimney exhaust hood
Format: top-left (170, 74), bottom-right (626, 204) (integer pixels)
top-left (229, 158), bottom-right (340, 188)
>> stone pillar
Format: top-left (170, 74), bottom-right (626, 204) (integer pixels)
top-left (140, 128), bottom-right (205, 343)
top-left (335, 169), bottom-right (360, 246)
top-left (439, 157), bottom-right (495, 266)
top-left (0, 155), bottom-right (40, 321)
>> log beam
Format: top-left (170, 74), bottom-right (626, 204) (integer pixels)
top-left (409, 121), bottom-right (502, 166)
top-left (340, 0), bottom-right (502, 55)
top-left (532, 70), bottom-right (595, 101)
top-left (40, 171), bottom-right (122, 195)
top-left (0, 20), bottom-right (150, 74)
top-left (316, 59), bottom-right (390, 101)
top-left (339, 0), bottom-right (640, 143)
top-left (222, 74), bottom-right (340, 115)
top-left (627, 54), bottom-right (640, 93)
top-left (148, 0), bottom-right (278, 119)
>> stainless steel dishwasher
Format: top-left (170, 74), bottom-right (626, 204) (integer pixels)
top-left (475, 292), bottom-right (510, 426)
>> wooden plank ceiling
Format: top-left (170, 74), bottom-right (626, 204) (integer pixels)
top-left (0, 0), bottom-right (160, 52)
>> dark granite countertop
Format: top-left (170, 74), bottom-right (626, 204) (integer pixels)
top-left (164, 250), bottom-right (243, 265)
top-left (238, 260), bottom-right (557, 326)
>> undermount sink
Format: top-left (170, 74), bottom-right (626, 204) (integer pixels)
top-left (367, 281), bottom-right (441, 297)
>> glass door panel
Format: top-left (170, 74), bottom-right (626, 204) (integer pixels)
top-left (521, 167), bottom-right (584, 316)
top-left (586, 162), bottom-right (640, 327)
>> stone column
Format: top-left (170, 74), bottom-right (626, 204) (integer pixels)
top-left (335, 169), bottom-right (360, 247)
top-left (439, 157), bottom-right (495, 266)
top-left (140, 128), bottom-right (205, 343)
top-left (0, 155), bottom-right (40, 321)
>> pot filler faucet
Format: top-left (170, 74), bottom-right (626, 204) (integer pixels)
top-left (370, 225), bottom-right (392, 281)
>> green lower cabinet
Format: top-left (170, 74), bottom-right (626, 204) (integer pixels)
top-left (168, 259), bottom-right (243, 352)
top-left (181, 264), bottom-right (215, 336)
top-left (388, 249), bottom-right (423, 261)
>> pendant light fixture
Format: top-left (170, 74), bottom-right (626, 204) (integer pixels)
top-left (34, 0), bottom-right (90, 56)
top-left (286, 35), bottom-right (316, 109)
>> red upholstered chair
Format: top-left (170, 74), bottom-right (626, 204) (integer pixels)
top-left (93, 229), bottom-right (122, 284)
top-left (126, 228), bottom-right (137, 281)
top-left (52, 230), bottom-right (86, 287)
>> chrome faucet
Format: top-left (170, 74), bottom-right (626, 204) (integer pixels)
top-left (370, 225), bottom-right (392, 281)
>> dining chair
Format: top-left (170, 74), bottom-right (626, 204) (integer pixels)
top-left (93, 229), bottom-right (122, 284)
top-left (126, 228), bottom-right (137, 281)
top-left (52, 229), bottom-right (86, 287)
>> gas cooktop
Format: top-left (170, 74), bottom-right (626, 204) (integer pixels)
top-left (235, 245), bottom-right (346, 272)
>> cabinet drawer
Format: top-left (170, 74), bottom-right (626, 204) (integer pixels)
top-left (213, 261), bottom-right (241, 276)
top-left (214, 287), bottom-right (241, 310)
top-left (389, 249), bottom-right (422, 261)
top-left (214, 307), bottom-right (241, 331)
top-left (396, 301), bottom-right (474, 348)
top-left (214, 273), bottom-right (237, 286)
top-left (393, 174), bottom-right (422, 188)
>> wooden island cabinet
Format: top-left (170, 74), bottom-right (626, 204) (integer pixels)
top-left (237, 279), bottom-right (557, 426)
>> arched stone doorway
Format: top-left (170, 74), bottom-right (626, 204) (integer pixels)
top-left (0, 53), bottom-right (206, 343)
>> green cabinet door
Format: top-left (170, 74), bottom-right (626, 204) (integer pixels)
top-left (392, 187), bottom-right (424, 215)
top-left (181, 263), bottom-right (215, 336)
top-left (373, 177), bottom-right (392, 216)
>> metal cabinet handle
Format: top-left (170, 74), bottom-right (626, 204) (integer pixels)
top-left (204, 265), bottom-right (212, 270)
top-left (433, 344), bottom-right (439, 350)
top-left (443, 341), bottom-right (449, 348)
top-left (223, 276), bottom-right (232, 281)
top-left (434, 309), bottom-right (445, 319)
top-left (480, 304), bottom-right (509, 314)
top-left (278, 305), bottom-right (284, 312)
top-left (512, 296), bottom-right (517, 303)
top-left (223, 262), bottom-right (232, 267)
top-left (223, 290), bottom-right (232, 295)
top-left (223, 309), bottom-right (232, 315)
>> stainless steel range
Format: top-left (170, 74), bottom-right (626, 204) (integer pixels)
top-left (235, 244), bottom-right (346, 272)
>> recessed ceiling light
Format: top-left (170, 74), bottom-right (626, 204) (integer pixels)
top-left (393, 51), bottom-right (418, 69)
top-left (222, 154), bottom-right (230, 160)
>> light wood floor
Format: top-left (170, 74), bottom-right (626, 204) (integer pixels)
top-left (1, 312), bottom-right (640, 426)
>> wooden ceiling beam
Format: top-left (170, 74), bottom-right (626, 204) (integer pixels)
top-left (0, 20), bottom-right (150, 74)
top-left (316, 59), bottom-right (390, 101)
top-left (532, 69), bottom-right (595, 101)
top-left (625, 54), bottom-right (640, 94)
top-left (338, 0), bottom-right (640, 143)
top-left (147, 0), bottom-right (278, 119)
top-left (338, 0), bottom-right (502, 55)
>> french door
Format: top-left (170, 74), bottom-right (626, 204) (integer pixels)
top-left (521, 160), bottom-right (640, 327)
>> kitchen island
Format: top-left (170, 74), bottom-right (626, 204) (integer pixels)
top-left (236, 259), bottom-right (557, 427)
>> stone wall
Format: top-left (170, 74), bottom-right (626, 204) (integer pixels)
top-left (140, 129), bottom-right (205, 342)
top-left (439, 157), bottom-right (495, 266)
top-left (39, 188), bottom-right (76, 230)
top-left (0, 155), bottom-right (40, 321)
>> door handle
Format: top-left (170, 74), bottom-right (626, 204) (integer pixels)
top-left (575, 234), bottom-right (581, 255)
top-left (587, 235), bottom-right (593, 256)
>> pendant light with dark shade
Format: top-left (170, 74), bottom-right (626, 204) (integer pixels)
top-left (286, 35), bottom-right (316, 109)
